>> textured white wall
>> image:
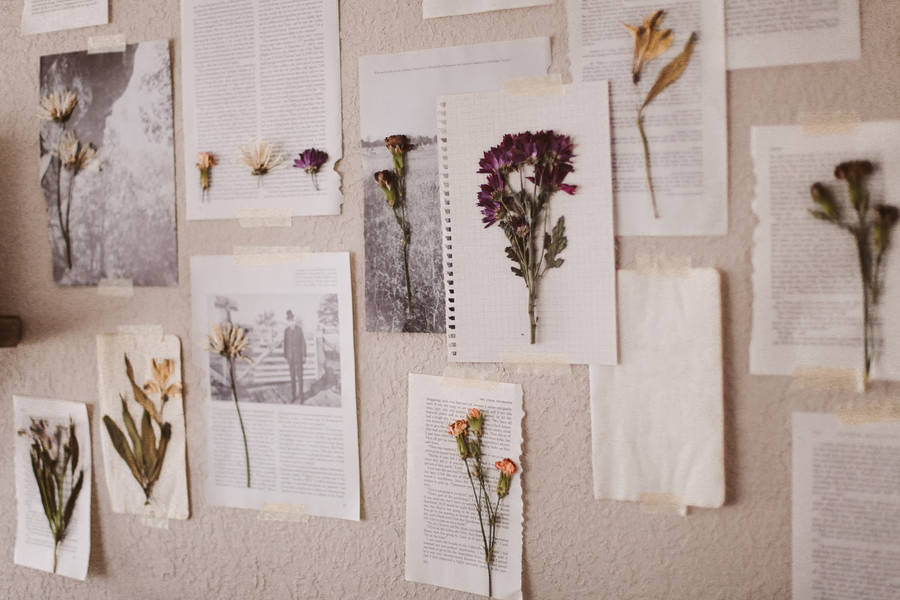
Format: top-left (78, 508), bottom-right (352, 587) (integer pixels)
top-left (1, 1), bottom-right (899, 598)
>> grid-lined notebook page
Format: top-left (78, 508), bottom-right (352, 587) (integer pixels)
top-left (438, 82), bottom-right (617, 364)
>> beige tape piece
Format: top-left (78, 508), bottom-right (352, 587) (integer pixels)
top-left (87, 34), bottom-right (127, 54)
top-left (139, 515), bottom-right (170, 529)
top-left (502, 74), bottom-right (565, 97)
top-left (237, 207), bottom-right (292, 228)
top-left (233, 245), bottom-right (311, 266)
top-left (634, 253), bottom-right (692, 277)
top-left (440, 367), bottom-right (502, 390)
top-left (97, 278), bottom-right (134, 297)
top-left (501, 353), bottom-right (571, 376)
top-left (116, 324), bottom-right (165, 337)
top-left (638, 492), bottom-right (689, 516)
top-left (259, 503), bottom-right (308, 523)
top-left (790, 367), bottom-right (862, 393)
top-left (800, 111), bottom-right (860, 136)
top-left (837, 403), bottom-right (900, 425)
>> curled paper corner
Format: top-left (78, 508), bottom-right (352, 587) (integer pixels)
top-left (87, 33), bottom-right (127, 54)
top-left (115, 324), bottom-right (165, 338)
top-left (790, 367), bottom-right (862, 393)
top-left (638, 492), bottom-right (689, 517)
top-left (237, 207), bottom-right (292, 228)
top-left (634, 253), bottom-right (692, 278)
top-left (837, 403), bottom-right (900, 425)
top-left (501, 74), bottom-right (565, 97)
top-left (232, 246), bottom-right (312, 266)
top-left (501, 353), bottom-right (571, 377)
top-left (97, 278), bottom-right (133, 297)
top-left (799, 111), bottom-right (860, 136)
top-left (258, 503), bottom-right (309, 523)
top-left (439, 366), bottom-right (502, 390)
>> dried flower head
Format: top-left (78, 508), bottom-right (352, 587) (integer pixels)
top-left (834, 160), bottom-right (874, 183)
top-left (809, 182), bottom-right (840, 222)
top-left (208, 322), bottom-right (251, 362)
top-left (143, 358), bottom-right (183, 403)
top-left (239, 141), bottom-right (285, 176)
top-left (466, 408), bottom-right (483, 436)
top-left (623, 10), bottom-right (674, 84)
top-left (448, 419), bottom-right (468, 438)
top-left (196, 151), bottom-right (217, 171)
top-left (39, 90), bottom-right (78, 123)
top-left (293, 148), bottom-right (329, 174)
top-left (874, 204), bottom-right (900, 252)
top-left (384, 134), bottom-right (410, 155)
top-left (58, 130), bottom-right (97, 173)
top-left (495, 458), bottom-right (517, 498)
top-left (374, 169), bottom-right (398, 208)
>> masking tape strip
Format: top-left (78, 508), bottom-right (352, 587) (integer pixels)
top-left (116, 324), bottom-right (165, 337)
top-left (259, 503), bottom-right (308, 522)
top-left (139, 515), bottom-right (170, 529)
top-left (440, 368), bottom-right (501, 390)
top-left (800, 111), bottom-right (860, 136)
top-left (501, 353), bottom-right (571, 376)
top-left (634, 253), bottom-right (692, 277)
top-left (237, 207), bottom-right (292, 228)
top-left (837, 403), bottom-right (900, 425)
top-left (638, 492), bottom-right (689, 516)
top-left (790, 367), bottom-right (861, 393)
top-left (502, 74), bottom-right (565, 97)
top-left (97, 278), bottom-right (133, 297)
top-left (87, 34), bottom-right (127, 54)
top-left (233, 245), bottom-right (311, 266)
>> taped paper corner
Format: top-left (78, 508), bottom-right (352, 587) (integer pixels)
top-left (439, 367), bottom-right (502, 391)
top-left (97, 278), bottom-right (133, 297)
top-left (799, 111), bottom-right (860, 136)
top-left (237, 207), bottom-right (292, 228)
top-left (837, 403), bottom-right (900, 425)
top-left (790, 367), bottom-right (862, 393)
top-left (501, 353), bottom-right (571, 376)
top-left (634, 253), bottom-right (692, 277)
top-left (233, 246), bottom-right (312, 266)
top-left (638, 492), bottom-right (689, 517)
top-left (87, 34), bottom-right (127, 54)
top-left (501, 74), bottom-right (564, 97)
top-left (258, 503), bottom-right (309, 523)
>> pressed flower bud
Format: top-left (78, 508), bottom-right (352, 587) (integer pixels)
top-left (466, 408), bottom-right (483, 436)
top-left (874, 204), bottom-right (900, 252)
top-left (809, 183), bottom-right (839, 222)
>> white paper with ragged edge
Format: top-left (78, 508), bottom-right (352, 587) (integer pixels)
top-left (181, 0), bottom-right (342, 220)
top-left (405, 374), bottom-right (524, 599)
top-left (190, 253), bottom-right (360, 521)
top-left (567, 0), bottom-right (727, 236)
top-left (96, 333), bottom-right (188, 519)
top-left (14, 396), bottom-right (91, 580)
top-left (423, 0), bottom-right (550, 19)
top-left (21, 0), bottom-right (107, 35)
top-left (793, 413), bottom-right (900, 600)
top-left (590, 269), bottom-right (725, 509)
top-left (438, 82), bottom-right (617, 365)
top-left (750, 122), bottom-right (900, 379)
top-left (726, 0), bottom-right (860, 70)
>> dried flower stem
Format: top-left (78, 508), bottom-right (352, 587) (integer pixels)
top-left (228, 357), bottom-right (251, 488)
top-left (636, 115), bottom-right (658, 219)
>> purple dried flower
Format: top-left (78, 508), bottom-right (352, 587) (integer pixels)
top-left (293, 147), bottom-right (329, 191)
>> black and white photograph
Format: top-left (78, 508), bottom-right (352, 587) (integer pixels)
top-left (363, 137), bottom-right (445, 333)
top-left (207, 293), bottom-right (342, 408)
top-left (39, 40), bottom-right (177, 286)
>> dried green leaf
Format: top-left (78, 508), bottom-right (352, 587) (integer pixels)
top-left (125, 354), bottom-right (162, 424)
top-left (31, 453), bottom-right (54, 526)
top-left (120, 396), bottom-right (143, 468)
top-left (103, 414), bottom-right (143, 484)
top-left (641, 32), bottom-right (698, 112)
top-left (62, 470), bottom-right (84, 529)
top-left (543, 216), bottom-right (568, 271)
top-left (141, 409), bottom-right (158, 477)
top-left (68, 421), bottom-right (79, 474)
top-left (149, 423), bottom-right (172, 484)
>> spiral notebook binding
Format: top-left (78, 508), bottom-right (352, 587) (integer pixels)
top-left (437, 100), bottom-right (456, 357)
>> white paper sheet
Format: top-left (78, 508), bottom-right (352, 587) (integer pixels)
top-left (181, 0), bottom-right (342, 220)
top-left (14, 396), bottom-right (91, 580)
top-left (726, 0), bottom-right (860, 70)
top-left (359, 38), bottom-right (551, 333)
top-left (590, 269), bottom-right (724, 509)
top-left (423, 0), bottom-right (550, 19)
top-left (96, 333), bottom-right (188, 520)
top-left (438, 82), bottom-right (617, 364)
top-left (21, 0), bottom-right (107, 35)
top-left (750, 122), bottom-right (900, 379)
top-left (793, 412), bottom-right (900, 599)
top-left (405, 374), bottom-right (524, 599)
top-left (566, 0), bottom-right (727, 235)
top-left (190, 252), bottom-right (359, 520)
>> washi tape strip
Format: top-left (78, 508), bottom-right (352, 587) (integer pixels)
top-left (97, 278), bottom-right (133, 297)
top-left (258, 503), bottom-right (308, 523)
top-left (502, 73), bottom-right (565, 97)
top-left (87, 33), bottom-right (127, 54)
top-left (237, 207), bottom-right (292, 228)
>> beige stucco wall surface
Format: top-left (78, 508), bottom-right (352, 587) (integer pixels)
top-left (1, 0), bottom-right (899, 598)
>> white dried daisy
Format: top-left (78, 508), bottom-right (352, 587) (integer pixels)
top-left (208, 322), bottom-right (251, 362)
top-left (238, 141), bottom-right (285, 177)
top-left (58, 130), bottom-right (97, 174)
top-left (39, 90), bottom-right (78, 123)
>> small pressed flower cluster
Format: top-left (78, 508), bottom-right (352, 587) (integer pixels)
top-left (448, 408), bottom-right (518, 597)
top-left (477, 130), bottom-right (576, 344)
top-left (198, 144), bottom-right (328, 193)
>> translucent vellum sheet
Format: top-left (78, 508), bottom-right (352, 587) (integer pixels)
top-left (726, 0), bottom-right (860, 70)
top-left (590, 269), bottom-right (725, 509)
top-left (190, 252), bottom-right (359, 520)
top-left (438, 82), bottom-right (617, 364)
top-left (405, 374), bottom-right (524, 599)
top-left (566, 0), bottom-right (728, 235)
top-left (793, 413), bottom-right (900, 599)
top-left (14, 396), bottom-right (91, 580)
top-left (96, 332), bottom-right (188, 520)
top-left (749, 122), bottom-right (900, 379)
top-left (359, 38), bottom-right (550, 333)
